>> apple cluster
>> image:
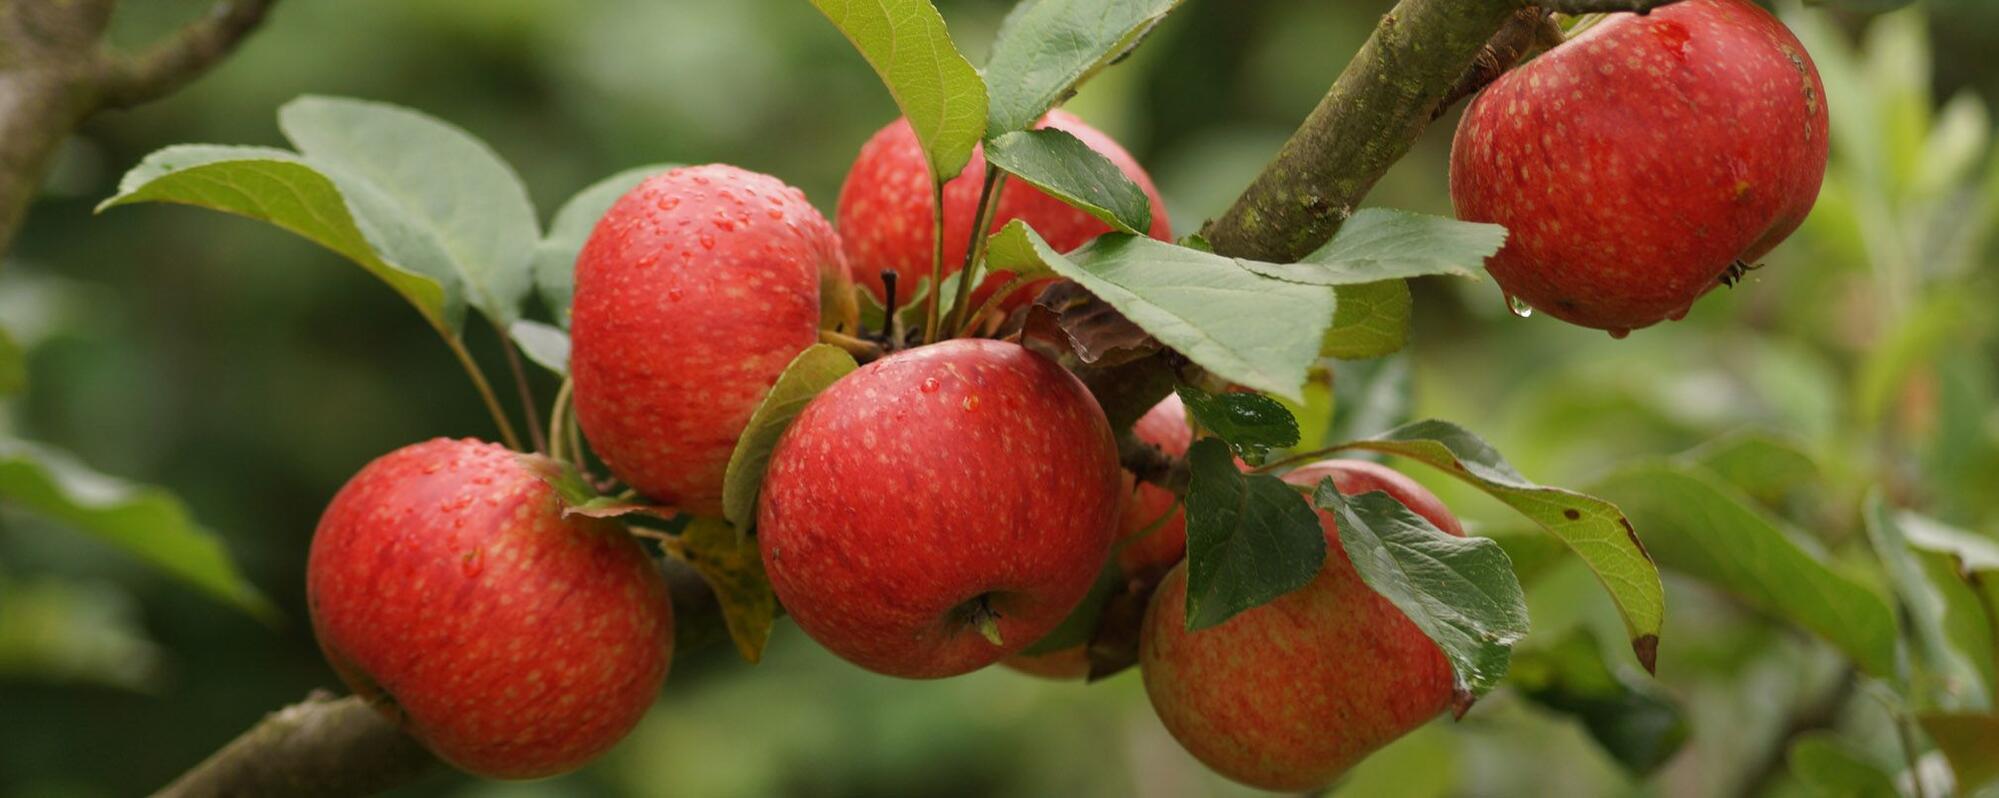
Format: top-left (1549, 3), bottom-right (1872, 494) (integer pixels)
top-left (301, 0), bottom-right (1825, 786)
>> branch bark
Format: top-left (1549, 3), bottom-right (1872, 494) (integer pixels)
top-left (94, 0), bottom-right (277, 109)
top-left (155, 692), bottom-right (436, 798)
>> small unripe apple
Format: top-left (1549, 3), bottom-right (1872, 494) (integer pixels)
top-left (757, 339), bottom-right (1122, 678)
top-left (1005, 394), bottom-right (1193, 679)
top-left (571, 164), bottom-right (842, 516)
top-left (836, 110), bottom-right (1172, 311)
top-left (1450, 0), bottom-right (1828, 334)
top-left (307, 438), bottom-right (673, 779)
top-left (1140, 459), bottom-right (1461, 791)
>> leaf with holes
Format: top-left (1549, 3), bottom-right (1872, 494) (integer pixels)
top-left (1331, 419), bottom-right (1664, 672)
top-left (1317, 482), bottom-right (1529, 696)
top-left (722, 345), bottom-right (860, 529)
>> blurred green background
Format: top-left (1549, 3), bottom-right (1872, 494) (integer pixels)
top-left (4, 0), bottom-right (1998, 796)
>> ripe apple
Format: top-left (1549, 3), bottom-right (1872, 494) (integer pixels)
top-left (836, 109), bottom-right (1172, 312)
top-left (1005, 394), bottom-right (1194, 679)
top-left (306, 438), bottom-right (674, 779)
top-left (570, 164), bottom-right (842, 516)
top-left (1450, 0), bottom-right (1828, 334)
top-left (756, 339), bottom-right (1122, 678)
top-left (1139, 459), bottom-right (1462, 791)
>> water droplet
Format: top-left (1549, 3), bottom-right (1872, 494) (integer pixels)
top-left (920, 377), bottom-right (941, 393)
top-left (460, 549), bottom-right (484, 578)
top-left (962, 396), bottom-right (980, 411)
top-left (1608, 327), bottom-right (1631, 340)
top-left (1504, 293), bottom-right (1534, 318)
top-left (657, 197), bottom-right (680, 211)
top-left (767, 210), bottom-right (785, 220)
top-left (700, 235), bottom-right (716, 250)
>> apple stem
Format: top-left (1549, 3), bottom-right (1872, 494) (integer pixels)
top-left (882, 270), bottom-right (905, 349)
top-left (547, 378), bottom-right (574, 464)
top-left (971, 596), bottom-right (1005, 647)
top-left (818, 328), bottom-right (885, 362)
top-left (944, 165), bottom-right (1006, 336)
top-left (442, 334), bottom-right (525, 452)
top-left (493, 320), bottom-right (548, 455)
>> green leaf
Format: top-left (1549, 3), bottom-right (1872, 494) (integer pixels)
top-left (985, 222), bottom-right (1334, 400)
top-left (1687, 430), bottom-right (1822, 510)
top-left (1898, 510), bottom-right (1999, 573)
top-left (1241, 209), bottom-right (1502, 286)
top-left (1865, 495), bottom-right (1995, 712)
top-left (1316, 482), bottom-right (1530, 696)
top-left (1787, 732), bottom-right (1902, 798)
top-left (983, 128), bottom-right (1151, 234)
top-left (657, 517), bottom-right (779, 664)
top-left (508, 320), bottom-right (571, 377)
top-left (279, 96), bottom-right (540, 327)
top-left (1593, 462), bottom-right (1896, 677)
top-left (1918, 713), bottom-right (1999, 791)
top-left (0, 439), bottom-right (273, 619)
top-left (982, 0), bottom-right (1182, 135)
top-left (1182, 438), bottom-right (1325, 630)
top-left (0, 574), bottom-right (162, 691)
top-left (519, 456), bottom-right (672, 521)
top-left (1509, 630), bottom-right (1689, 774)
top-left (0, 326), bottom-right (23, 396)
top-left (99, 145), bottom-right (459, 333)
top-left (1332, 420), bottom-right (1666, 672)
top-left (534, 164), bottom-right (677, 327)
top-left (1326, 354), bottom-right (1412, 446)
top-left (1172, 383), bottom-right (1298, 465)
top-left (1324, 280), bottom-right (1412, 359)
top-left (810, 0), bottom-right (987, 179)
top-left (721, 344), bottom-right (859, 529)
top-left (1019, 558), bottom-right (1123, 656)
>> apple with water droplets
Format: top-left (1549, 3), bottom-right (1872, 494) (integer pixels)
top-left (757, 339), bottom-right (1122, 678)
top-left (307, 438), bottom-right (673, 779)
top-left (1140, 460), bottom-right (1462, 791)
top-left (570, 164), bottom-right (843, 516)
top-left (837, 109), bottom-right (1172, 313)
top-left (1450, 0), bottom-right (1828, 335)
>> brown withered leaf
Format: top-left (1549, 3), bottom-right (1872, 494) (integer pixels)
top-left (1020, 281), bottom-right (1159, 368)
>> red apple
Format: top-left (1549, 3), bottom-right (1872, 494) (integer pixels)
top-left (1450, 0), bottom-right (1828, 334)
top-left (570, 164), bottom-right (842, 516)
top-left (836, 109), bottom-right (1172, 312)
top-left (306, 438), bottom-right (673, 779)
top-left (1004, 393), bottom-right (1194, 680)
top-left (756, 339), bottom-right (1122, 678)
top-left (1140, 459), bottom-right (1462, 791)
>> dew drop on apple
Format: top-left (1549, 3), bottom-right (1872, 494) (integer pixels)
top-left (920, 377), bottom-right (940, 394)
top-left (1504, 293), bottom-right (1533, 318)
top-left (1608, 328), bottom-right (1631, 340)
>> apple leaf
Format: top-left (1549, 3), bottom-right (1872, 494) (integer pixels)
top-left (1898, 511), bottom-right (1999, 573)
top-left (1331, 420), bottom-right (1665, 673)
top-left (1324, 280), bottom-right (1412, 359)
top-left (1317, 482), bottom-right (1529, 697)
top-left (279, 96), bottom-right (540, 327)
top-left (0, 438), bottom-right (273, 620)
top-left (1173, 383), bottom-right (1298, 466)
top-left (721, 345), bottom-right (860, 530)
top-left (1918, 713), bottom-right (1999, 791)
top-left (1787, 733), bottom-right (1902, 798)
top-left (534, 164), bottom-right (678, 327)
top-left (1326, 354), bottom-right (1412, 445)
top-left (657, 517), bottom-right (779, 665)
top-left (1593, 462), bottom-right (1896, 678)
top-left (1863, 495), bottom-right (1995, 713)
top-left (982, 0), bottom-right (1182, 135)
top-left (0, 574), bottom-right (163, 691)
top-left (1509, 630), bottom-right (1689, 775)
top-left (509, 320), bottom-right (570, 376)
top-left (0, 326), bottom-right (23, 396)
top-left (1019, 558), bottom-right (1123, 656)
top-left (1686, 431), bottom-right (1822, 511)
top-left (985, 222), bottom-right (1333, 401)
top-left (1241, 209), bottom-right (1502, 286)
top-left (1182, 438), bottom-right (1325, 630)
top-left (983, 128), bottom-right (1151, 235)
top-left (809, 0), bottom-right (986, 180)
top-left (519, 456), bottom-right (673, 521)
top-left (98, 145), bottom-right (459, 333)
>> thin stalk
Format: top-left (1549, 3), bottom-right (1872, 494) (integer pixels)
top-left (1250, 445), bottom-right (1345, 475)
top-left (443, 335), bottom-right (524, 451)
top-left (493, 322), bottom-right (547, 454)
top-left (1895, 713), bottom-right (1930, 798)
top-left (921, 180), bottom-right (947, 344)
top-left (944, 165), bottom-right (1005, 335)
top-left (819, 328), bottom-right (885, 361)
top-left (547, 378), bottom-right (575, 464)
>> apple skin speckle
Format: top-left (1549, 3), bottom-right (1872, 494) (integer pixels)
top-left (756, 339), bottom-right (1122, 679)
top-left (1139, 460), bottom-right (1462, 793)
top-left (570, 164), bottom-right (842, 516)
top-left (836, 110), bottom-right (1173, 313)
top-left (306, 438), bottom-right (673, 780)
top-left (1449, 0), bottom-right (1829, 332)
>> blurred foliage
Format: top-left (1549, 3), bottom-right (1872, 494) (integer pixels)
top-left (3, 0), bottom-right (1999, 796)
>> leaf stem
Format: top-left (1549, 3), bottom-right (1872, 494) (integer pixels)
top-left (547, 378), bottom-right (574, 464)
top-left (493, 321), bottom-right (547, 454)
top-left (443, 335), bottom-right (524, 451)
top-left (945, 165), bottom-right (1005, 336)
top-left (922, 180), bottom-right (947, 344)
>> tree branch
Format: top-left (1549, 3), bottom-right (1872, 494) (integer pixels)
top-left (1434, 7), bottom-right (1566, 119)
top-left (1535, 0), bottom-right (1681, 13)
top-left (94, 0), bottom-right (279, 109)
top-left (155, 692), bottom-right (436, 798)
